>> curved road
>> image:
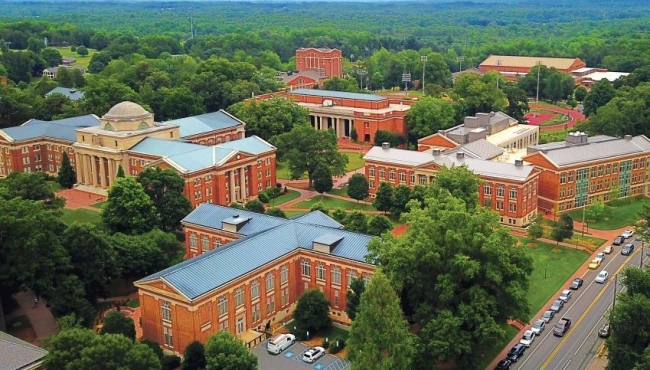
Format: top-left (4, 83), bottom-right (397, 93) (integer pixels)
top-left (513, 239), bottom-right (646, 370)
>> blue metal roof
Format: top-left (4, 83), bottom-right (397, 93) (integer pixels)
top-left (45, 87), bottom-right (85, 101)
top-left (292, 210), bottom-right (343, 229)
top-left (166, 146), bottom-right (234, 173)
top-left (290, 88), bottom-right (387, 102)
top-left (2, 115), bottom-right (99, 142)
top-left (137, 221), bottom-right (373, 300)
top-left (128, 137), bottom-right (206, 157)
top-left (166, 110), bottom-right (244, 138)
top-left (313, 233), bottom-right (343, 245)
top-left (215, 136), bottom-right (276, 155)
top-left (182, 203), bottom-right (292, 235)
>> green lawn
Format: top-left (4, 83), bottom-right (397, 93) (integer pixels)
top-left (91, 201), bottom-right (107, 209)
top-left (284, 323), bottom-right (349, 341)
top-left (539, 128), bottom-right (569, 144)
top-left (276, 161), bottom-right (308, 180)
top-left (327, 186), bottom-right (348, 197)
top-left (53, 46), bottom-right (96, 69)
top-left (47, 181), bottom-right (63, 192)
top-left (566, 196), bottom-right (650, 230)
top-left (285, 210), bottom-right (307, 218)
top-left (343, 152), bottom-right (365, 171)
top-left (60, 208), bottom-right (101, 225)
top-left (268, 190), bottom-right (301, 206)
top-left (293, 195), bottom-right (376, 211)
top-left (539, 113), bottom-right (570, 127)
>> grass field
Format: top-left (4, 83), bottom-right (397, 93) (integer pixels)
top-left (52, 46), bottom-right (96, 69)
top-left (47, 181), bottom-right (63, 192)
top-left (539, 128), bottom-right (569, 143)
top-left (566, 196), bottom-right (650, 230)
top-left (91, 201), bottom-right (107, 209)
top-left (276, 152), bottom-right (365, 180)
top-left (284, 210), bottom-right (307, 218)
top-left (327, 186), bottom-right (348, 197)
top-left (268, 190), bottom-right (301, 206)
top-left (539, 113), bottom-right (571, 127)
top-left (60, 208), bottom-right (101, 225)
top-left (293, 195), bottom-right (376, 212)
top-left (284, 322), bottom-right (349, 341)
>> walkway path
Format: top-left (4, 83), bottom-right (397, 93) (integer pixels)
top-left (57, 188), bottom-right (105, 212)
top-left (13, 291), bottom-right (58, 342)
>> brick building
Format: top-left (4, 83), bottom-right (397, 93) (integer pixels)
top-left (522, 132), bottom-right (650, 214)
top-left (479, 55), bottom-right (586, 81)
top-left (135, 204), bottom-right (375, 355)
top-left (364, 143), bottom-right (540, 226)
top-left (295, 47), bottom-right (343, 79)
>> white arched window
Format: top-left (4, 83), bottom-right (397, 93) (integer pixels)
top-left (161, 301), bottom-right (171, 322)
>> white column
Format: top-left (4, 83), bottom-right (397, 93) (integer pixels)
top-left (239, 166), bottom-right (247, 200)
top-left (229, 170), bottom-right (237, 203)
top-left (107, 159), bottom-right (115, 187)
top-left (99, 157), bottom-right (106, 188)
top-left (91, 156), bottom-right (98, 186)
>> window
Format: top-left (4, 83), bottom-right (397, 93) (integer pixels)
top-left (591, 167), bottom-right (597, 178)
top-left (205, 174), bottom-right (212, 182)
top-left (266, 295), bottom-right (275, 314)
top-left (281, 266), bottom-right (289, 284)
top-left (218, 295), bottom-right (228, 317)
top-left (281, 287), bottom-right (289, 307)
top-left (560, 173), bottom-right (566, 184)
top-left (509, 187), bottom-right (517, 199)
top-left (331, 266), bottom-right (341, 285)
top-left (363, 274), bottom-right (371, 286)
top-left (22, 157), bottom-right (30, 165)
top-left (568, 171), bottom-right (575, 182)
top-left (163, 327), bottom-right (173, 347)
top-left (201, 236), bottom-right (209, 254)
top-left (189, 233), bottom-right (198, 250)
top-left (301, 259), bottom-right (311, 276)
top-left (161, 301), bottom-right (172, 322)
top-left (509, 203), bottom-right (517, 212)
top-left (598, 165), bottom-right (604, 176)
top-left (251, 279), bottom-right (260, 299)
top-left (235, 288), bottom-right (244, 308)
top-left (334, 290), bottom-right (339, 308)
top-left (316, 263), bottom-right (326, 281)
top-left (379, 168), bottom-right (385, 179)
top-left (266, 272), bottom-right (275, 291)
top-left (347, 270), bottom-right (356, 285)
top-left (484, 183), bottom-right (492, 195)
top-left (219, 320), bottom-right (228, 331)
top-left (389, 170), bottom-right (395, 180)
top-left (369, 167), bottom-right (375, 177)
top-left (252, 303), bottom-right (260, 323)
top-left (410, 173), bottom-right (415, 183)
top-left (419, 175), bottom-right (427, 185)
top-left (399, 171), bottom-right (406, 182)
top-left (237, 317), bottom-right (244, 334)
top-left (33, 144), bottom-right (40, 150)
top-left (21, 146), bottom-right (29, 154)
top-left (497, 185), bottom-right (505, 197)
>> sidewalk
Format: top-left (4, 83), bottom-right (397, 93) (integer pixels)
top-left (14, 291), bottom-right (58, 342)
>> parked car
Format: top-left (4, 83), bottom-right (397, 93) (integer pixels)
top-left (506, 343), bottom-right (526, 362)
top-left (622, 243), bottom-right (635, 256)
top-left (589, 259), bottom-right (602, 269)
top-left (550, 299), bottom-right (564, 312)
top-left (570, 277), bottom-right (584, 290)
top-left (559, 290), bottom-right (572, 302)
top-left (541, 310), bottom-right (555, 323)
top-left (302, 346), bottom-right (326, 363)
top-left (267, 333), bottom-right (296, 354)
top-left (519, 330), bottom-right (535, 347)
top-left (598, 324), bottom-right (611, 338)
top-left (604, 245), bottom-right (613, 254)
top-left (595, 270), bottom-right (609, 284)
top-left (595, 252), bottom-right (606, 262)
top-left (613, 236), bottom-right (625, 245)
top-left (554, 318), bottom-right (572, 337)
top-left (622, 230), bottom-right (635, 239)
top-left (494, 358), bottom-right (513, 370)
top-left (531, 319), bottom-right (546, 335)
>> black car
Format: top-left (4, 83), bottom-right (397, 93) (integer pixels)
top-left (506, 343), bottom-right (526, 362)
top-left (598, 324), bottom-right (611, 338)
top-left (622, 243), bottom-right (635, 256)
top-left (495, 358), bottom-right (513, 370)
top-left (554, 318), bottom-right (572, 337)
top-left (614, 236), bottom-right (625, 245)
top-left (570, 277), bottom-right (584, 290)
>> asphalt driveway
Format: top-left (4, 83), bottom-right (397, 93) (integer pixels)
top-left (252, 341), bottom-right (349, 370)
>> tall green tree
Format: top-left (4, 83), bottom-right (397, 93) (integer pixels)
top-left (158, 86), bottom-right (206, 121)
top-left (347, 173), bottom-right (369, 201)
top-left (271, 124), bottom-right (347, 189)
top-left (292, 289), bottom-right (332, 334)
top-left (100, 311), bottom-right (136, 341)
top-left (110, 229), bottom-right (182, 279)
top-left (452, 72), bottom-right (507, 117)
top-left (390, 184), bottom-right (412, 217)
top-left (504, 83), bottom-right (530, 123)
top-left (116, 165), bottom-right (125, 178)
top-left (182, 341), bottom-right (207, 370)
top-left (228, 97), bottom-right (310, 141)
top-left (136, 167), bottom-right (192, 232)
top-left (1, 172), bottom-right (65, 209)
top-left (367, 167), bottom-right (533, 368)
top-left (574, 85), bottom-right (588, 102)
top-left (345, 210), bottom-right (369, 233)
top-left (45, 327), bottom-right (98, 370)
top-left (582, 79), bottom-right (616, 117)
top-left (527, 213), bottom-right (544, 240)
top-left (373, 182), bottom-right (394, 213)
top-left (405, 96), bottom-right (457, 143)
top-left (57, 151), bottom-right (77, 189)
top-left (313, 164), bottom-right (333, 196)
top-left (205, 331), bottom-right (258, 370)
top-left (41, 47), bottom-right (63, 67)
top-left (347, 270), bottom-right (416, 370)
top-left (345, 276), bottom-right (366, 321)
top-left (103, 177), bottom-right (158, 235)
top-left (367, 215), bottom-right (393, 236)
top-left (429, 165), bottom-right (480, 211)
top-left (244, 199), bottom-right (265, 214)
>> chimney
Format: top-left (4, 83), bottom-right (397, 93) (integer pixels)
top-left (456, 152), bottom-right (465, 159)
top-left (381, 142), bottom-right (390, 150)
top-left (515, 159), bottom-right (523, 167)
top-left (566, 131), bottom-right (588, 145)
top-left (624, 135), bottom-right (633, 141)
top-left (432, 148), bottom-right (441, 156)
top-left (212, 146), bottom-right (217, 165)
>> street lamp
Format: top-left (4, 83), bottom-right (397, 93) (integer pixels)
top-left (536, 61), bottom-right (543, 103)
top-left (420, 55), bottom-right (428, 92)
top-left (357, 68), bottom-right (366, 90)
top-left (457, 56), bottom-right (464, 72)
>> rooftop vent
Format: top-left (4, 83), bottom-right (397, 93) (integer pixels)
top-left (456, 152), bottom-right (465, 159)
top-left (566, 131), bottom-right (588, 145)
top-left (432, 148), bottom-right (441, 156)
top-left (625, 135), bottom-right (633, 141)
top-left (515, 159), bottom-right (524, 167)
top-left (381, 142), bottom-right (390, 150)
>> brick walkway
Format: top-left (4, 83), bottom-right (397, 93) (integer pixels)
top-left (14, 291), bottom-right (58, 343)
top-left (58, 188), bottom-right (106, 210)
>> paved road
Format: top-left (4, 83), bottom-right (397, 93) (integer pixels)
top-left (513, 239), bottom-right (646, 370)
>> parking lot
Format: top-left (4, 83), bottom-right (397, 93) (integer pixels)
top-left (252, 341), bottom-right (350, 370)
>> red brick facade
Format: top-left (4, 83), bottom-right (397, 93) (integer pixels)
top-left (295, 48), bottom-right (343, 78)
top-left (0, 138), bottom-right (77, 177)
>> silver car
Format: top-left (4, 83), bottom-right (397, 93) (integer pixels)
top-left (531, 319), bottom-right (546, 335)
top-left (542, 310), bottom-right (555, 323)
top-left (595, 270), bottom-right (609, 284)
top-left (550, 299), bottom-right (564, 312)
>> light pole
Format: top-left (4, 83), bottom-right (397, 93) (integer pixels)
top-left (357, 68), bottom-right (366, 90)
top-left (613, 273), bottom-right (618, 308)
top-left (457, 56), bottom-right (464, 72)
top-left (536, 61), bottom-right (543, 103)
top-left (420, 55), bottom-right (428, 92)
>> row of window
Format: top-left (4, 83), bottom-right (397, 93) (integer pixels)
top-left (189, 234), bottom-right (223, 253)
top-left (559, 159), bottom-right (647, 184)
top-left (558, 174), bottom-right (646, 198)
top-left (16, 144), bottom-right (74, 154)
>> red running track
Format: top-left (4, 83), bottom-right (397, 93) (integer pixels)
top-left (526, 104), bottom-right (587, 131)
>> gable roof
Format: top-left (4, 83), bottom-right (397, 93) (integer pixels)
top-left (45, 87), bottom-right (85, 101)
top-left (165, 110), bottom-right (245, 139)
top-left (138, 218), bottom-right (371, 300)
top-left (289, 88), bottom-right (386, 102)
top-left (1, 115), bottom-right (100, 142)
top-left (434, 155), bottom-right (535, 182)
top-left (291, 210), bottom-right (343, 229)
top-left (480, 55), bottom-right (583, 70)
top-left (0, 331), bottom-right (47, 370)
top-left (213, 136), bottom-right (276, 155)
top-left (364, 146), bottom-right (437, 167)
top-left (448, 139), bottom-right (504, 160)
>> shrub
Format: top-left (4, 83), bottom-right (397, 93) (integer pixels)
top-left (257, 191), bottom-right (270, 203)
top-left (162, 355), bottom-right (181, 370)
top-left (329, 337), bottom-right (346, 354)
top-left (321, 337), bottom-right (330, 349)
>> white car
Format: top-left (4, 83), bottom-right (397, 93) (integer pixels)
top-left (531, 319), bottom-right (546, 335)
top-left (559, 289), bottom-right (572, 302)
top-left (622, 230), bottom-right (635, 239)
top-left (520, 330), bottom-right (535, 347)
top-left (595, 270), bottom-right (609, 284)
top-left (595, 252), bottom-right (606, 262)
top-left (302, 346), bottom-right (326, 363)
top-left (604, 245), bottom-right (613, 254)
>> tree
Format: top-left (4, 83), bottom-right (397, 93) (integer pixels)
top-left (551, 213), bottom-right (574, 244)
top-left (390, 184), bottom-right (412, 217)
top-left (345, 210), bottom-right (369, 233)
top-left (159, 86), bottom-right (206, 121)
top-left (367, 167), bottom-right (533, 368)
top-left (452, 72), bottom-right (507, 117)
top-left (137, 167), bottom-right (192, 232)
top-left (582, 79), bottom-right (616, 117)
top-left (430, 165), bottom-right (481, 211)
top-left (347, 271), bottom-right (416, 370)
top-left (350, 126), bottom-right (358, 141)
top-left (373, 182), bottom-right (394, 213)
top-left (265, 207), bottom-right (286, 218)
top-left (205, 331), bottom-right (258, 370)
top-left (116, 165), bottom-right (125, 177)
top-left (373, 130), bottom-right (403, 147)
top-left (60, 223), bottom-right (118, 303)
top-left (244, 199), bottom-right (265, 214)
top-left (228, 97), bottom-right (310, 141)
top-left (292, 289), bottom-right (332, 334)
top-left (44, 327), bottom-right (98, 370)
top-left (271, 124), bottom-right (347, 189)
top-left (345, 277), bottom-right (366, 321)
top-left (110, 229), bottom-right (182, 279)
top-left (527, 213), bottom-right (544, 240)
top-left (367, 215), bottom-right (393, 236)
top-left (0, 172), bottom-right (65, 209)
top-left (405, 96), bottom-right (457, 144)
top-left (57, 151), bottom-right (77, 189)
top-left (574, 85), bottom-right (588, 102)
top-left (102, 177), bottom-right (158, 235)
top-left (41, 48), bottom-right (63, 67)
top-left (76, 45), bottom-right (89, 56)
top-left (347, 173), bottom-right (369, 201)
top-left (46, 275), bottom-right (96, 329)
top-left (183, 341), bottom-right (207, 370)
top-left (100, 311), bottom-right (136, 341)
top-left (27, 36), bottom-right (44, 54)
top-left (586, 200), bottom-right (608, 222)
top-left (309, 201), bottom-right (329, 215)
top-left (504, 83), bottom-right (530, 123)
top-left (313, 164), bottom-right (333, 196)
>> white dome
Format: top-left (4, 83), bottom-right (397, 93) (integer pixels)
top-left (103, 101), bottom-right (151, 120)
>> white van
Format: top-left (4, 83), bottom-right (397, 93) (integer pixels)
top-left (267, 333), bottom-right (296, 354)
